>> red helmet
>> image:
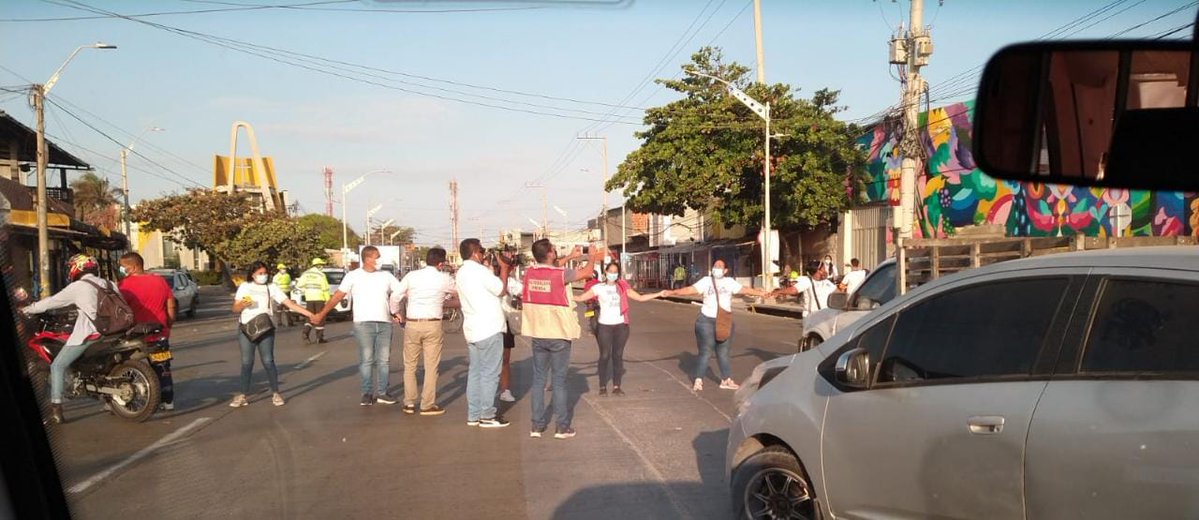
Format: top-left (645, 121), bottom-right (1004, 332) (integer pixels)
top-left (67, 254), bottom-right (98, 281)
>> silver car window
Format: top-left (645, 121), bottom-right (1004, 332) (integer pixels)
top-left (878, 278), bottom-right (1068, 384)
top-left (1081, 278), bottom-right (1199, 374)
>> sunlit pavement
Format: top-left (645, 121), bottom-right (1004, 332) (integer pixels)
top-left (49, 286), bottom-right (802, 519)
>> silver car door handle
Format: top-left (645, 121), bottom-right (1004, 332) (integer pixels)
top-left (968, 416), bottom-right (1006, 435)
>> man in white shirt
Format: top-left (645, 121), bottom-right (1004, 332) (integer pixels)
top-left (771, 260), bottom-right (837, 318)
top-left (841, 258), bottom-right (868, 295)
top-left (315, 246), bottom-right (404, 407)
top-left (390, 247), bottom-right (456, 416)
top-left (455, 239), bottom-right (513, 428)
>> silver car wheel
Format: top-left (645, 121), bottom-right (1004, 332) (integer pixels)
top-left (744, 467), bottom-right (815, 519)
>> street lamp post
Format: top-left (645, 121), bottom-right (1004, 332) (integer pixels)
top-left (553, 205), bottom-right (568, 240)
top-left (524, 182), bottom-right (548, 238)
top-left (683, 69), bottom-right (777, 291)
top-left (364, 205), bottom-right (383, 246)
top-left (120, 126), bottom-right (164, 238)
top-left (34, 42), bottom-right (116, 299)
top-left (527, 217), bottom-right (544, 239)
top-left (341, 169), bottom-right (391, 252)
top-left (371, 218), bottom-right (395, 245)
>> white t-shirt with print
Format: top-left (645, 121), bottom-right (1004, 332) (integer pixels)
top-left (692, 276), bottom-right (744, 318)
top-left (235, 282), bottom-right (288, 325)
top-left (591, 284), bottom-right (625, 325)
top-left (338, 268), bottom-right (403, 323)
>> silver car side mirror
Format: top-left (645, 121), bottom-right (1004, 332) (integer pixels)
top-left (827, 292), bottom-right (849, 311)
top-left (835, 348), bottom-right (871, 388)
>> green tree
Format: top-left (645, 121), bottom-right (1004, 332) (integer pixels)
top-left (223, 213), bottom-right (324, 269)
top-left (70, 172), bottom-right (122, 231)
top-left (296, 213), bottom-right (361, 251)
top-left (608, 47), bottom-right (865, 231)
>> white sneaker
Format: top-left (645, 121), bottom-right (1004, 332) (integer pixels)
top-left (499, 389), bottom-right (516, 402)
top-left (720, 379), bottom-right (740, 390)
top-left (229, 394), bottom-right (248, 408)
top-left (692, 378), bottom-right (703, 392)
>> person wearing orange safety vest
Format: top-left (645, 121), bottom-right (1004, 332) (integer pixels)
top-left (521, 239), bottom-right (598, 440)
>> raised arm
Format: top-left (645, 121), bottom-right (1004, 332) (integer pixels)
top-left (571, 289), bottom-right (596, 303)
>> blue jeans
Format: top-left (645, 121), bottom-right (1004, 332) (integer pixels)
top-left (239, 331), bottom-right (279, 394)
top-left (694, 315), bottom-right (733, 381)
top-left (354, 322), bottom-right (393, 395)
top-left (50, 342), bottom-right (90, 404)
top-left (530, 338), bottom-right (572, 430)
top-left (466, 333), bottom-right (503, 421)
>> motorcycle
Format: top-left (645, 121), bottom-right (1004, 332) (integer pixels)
top-left (24, 309), bottom-right (167, 422)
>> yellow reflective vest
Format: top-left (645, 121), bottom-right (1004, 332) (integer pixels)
top-left (297, 267), bottom-right (330, 302)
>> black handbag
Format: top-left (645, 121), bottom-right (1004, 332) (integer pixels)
top-left (241, 313), bottom-right (276, 343)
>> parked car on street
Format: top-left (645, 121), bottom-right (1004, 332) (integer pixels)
top-left (798, 259), bottom-right (897, 352)
top-left (149, 268), bottom-right (199, 319)
top-left (728, 247), bottom-right (1199, 519)
top-left (289, 267), bottom-right (352, 321)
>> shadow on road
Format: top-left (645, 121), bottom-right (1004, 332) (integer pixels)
top-left (552, 431), bottom-right (732, 520)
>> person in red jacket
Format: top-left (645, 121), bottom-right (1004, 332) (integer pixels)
top-left (117, 252), bottom-right (177, 410)
top-left (573, 261), bottom-right (664, 396)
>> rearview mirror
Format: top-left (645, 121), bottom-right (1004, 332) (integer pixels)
top-left (834, 347), bottom-right (871, 388)
top-left (974, 40), bottom-right (1199, 192)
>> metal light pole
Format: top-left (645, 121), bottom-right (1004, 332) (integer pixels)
top-left (527, 217), bottom-right (544, 239)
top-left (389, 229), bottom-right (404, 245)
top-left (33, 42), bottom-right (116, 299)
top-left (577, 135), bottom-right (619, 264)
top-left (553, 205), bottom-right (568, 240)
top-left (684, 69), bottom-right (776, 290)
top-left (753, 0), bottom-right (767, 84)
top-left (341, 169), bottom-right (390, 251)
top-left (364, 204), bottom-right (383, 246)
top-left (373, 218), bottom-right (395, 245)
top-left (524, 182), bottom-right (548, 237)
top-left (120, 126), bottom-right (164, 238)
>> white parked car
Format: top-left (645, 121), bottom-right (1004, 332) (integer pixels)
top-left (729, 247), bottom-right (1199, 519)
top-left (149, 268), bottom-right (199, 319)
top-left (798, 259), bottom-right (897, 352)
top-left (289, 267), bottom-right (352, 321)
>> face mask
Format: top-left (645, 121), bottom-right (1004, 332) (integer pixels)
top-left (254, 274), bottom-right (269, 285)
top-left (118, 266), bottom-right (128, 277)
top-left (712, 268), bottom-right (725, 279)
top-left (606, 273), bottom-right (619, 283)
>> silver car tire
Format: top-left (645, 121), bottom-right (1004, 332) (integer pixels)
top-left (731, 446), bottom-right (820, 520)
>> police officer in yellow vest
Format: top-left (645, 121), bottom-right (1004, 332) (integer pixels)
top-left (298, 258), bottom-right (331, 343)
top-left (273, 263), bottom-right (294, 326)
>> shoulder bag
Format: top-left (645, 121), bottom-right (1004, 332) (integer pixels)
top-left (712, 277), bottom-right (734, 342)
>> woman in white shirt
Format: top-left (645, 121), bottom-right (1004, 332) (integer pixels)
top-left (664, 259), bottom-right (770, 392)
top-left (573, 262), bottom-right (664, 397)
top-left (229, 261), bottom-right (315, 408)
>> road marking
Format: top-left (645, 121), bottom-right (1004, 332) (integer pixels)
top-left (295, 350), bottom-right (327, 370)
top-left (582, 393), bottom-right (695, 519)
top-left (68, 417), bottom-right (212, 494)
top-left (629, 356), bottom-right (733, 422)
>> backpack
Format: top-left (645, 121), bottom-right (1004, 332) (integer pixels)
top-left (82, 279), bottom-right (136, 334)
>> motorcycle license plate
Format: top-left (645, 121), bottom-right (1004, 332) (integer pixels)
top-left (149, 351), bottom-right (173, 363)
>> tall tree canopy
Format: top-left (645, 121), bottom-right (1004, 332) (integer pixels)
top-left (607, 47), bottom-right (865, 231)
top-left (70, 172), bottom-right (122, 231)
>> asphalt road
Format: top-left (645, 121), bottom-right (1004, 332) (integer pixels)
top-left (46, 285), bottom-right (803, 520)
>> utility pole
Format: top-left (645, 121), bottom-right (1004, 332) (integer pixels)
top-left (33, 85), bottom-right (49, 299)
top-left (449, 180), bottom-right (459, 260)
top-left (324, 167), bottom-right (334, 216)
top-left (753, 0), bottom-right (766, 83)
top-left (892, 0), bottom-right (932, 295)
top-left (577, 135), bottom-right (612, 254)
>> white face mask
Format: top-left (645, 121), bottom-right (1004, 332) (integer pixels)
top-left (605, 272), bottom-right (619, 283)
top-left (711, 268), bottom-right (725, 279)
top-left (254, 274), bottom-right (269, 285)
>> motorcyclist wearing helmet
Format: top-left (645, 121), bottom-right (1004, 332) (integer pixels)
top-left (21, 254), bottom-right (122, 424)
top-left (297, 257), bottom-right (331, 343)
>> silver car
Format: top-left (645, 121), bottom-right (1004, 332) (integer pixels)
top-left (728, 246), bottom-right (1199, 519)
top-left (799, 259), bottom-right (897, 352)
top-left (149, 268), bottom-right (199, 319)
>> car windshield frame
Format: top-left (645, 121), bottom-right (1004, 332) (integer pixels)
top-left (324, 271), bottom-right (346, 285)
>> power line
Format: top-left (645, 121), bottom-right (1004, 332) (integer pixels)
top-left (42, 96), bottom-right (205, 187)
top-left (1108, 1), bottom-right (1199, 37)
top-left (5, 0), bottom-right (545, 21)
top-left (44, 0), bottom-right (647, 124)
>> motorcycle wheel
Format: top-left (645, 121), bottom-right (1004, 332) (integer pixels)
top-left (106, 361), bottom-right (161, 422)
top-left (443, 309), bottom-right (464, 334)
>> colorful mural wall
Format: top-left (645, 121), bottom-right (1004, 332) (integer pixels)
top-left (856, 101), bottom-right (1199, 238)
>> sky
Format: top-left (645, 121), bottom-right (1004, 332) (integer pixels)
top-left (1, 0), bottom-right (1195, 247)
